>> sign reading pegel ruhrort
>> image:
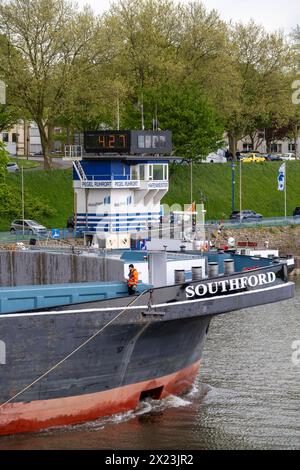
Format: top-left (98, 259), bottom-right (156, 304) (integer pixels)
top-left (186, 272), bottom-right (276, 299)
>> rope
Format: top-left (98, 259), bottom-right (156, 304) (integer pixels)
top-left (0, 289), bottom-right (149, 410)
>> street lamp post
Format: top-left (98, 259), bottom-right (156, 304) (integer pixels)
top-left (239, 160), bottom-right (242, 224)
top-left (231, 163), bottom-right (236, 213)
top-left (21, 166), bottom-right (25, 235)
top-left (190, 159), bottom-right (193, 206)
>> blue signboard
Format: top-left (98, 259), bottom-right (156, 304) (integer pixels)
top-left (52, 229), bottom-right (61, 239)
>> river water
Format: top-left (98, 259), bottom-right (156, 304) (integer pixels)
top-left (0, 279), bottom-right (299, 450)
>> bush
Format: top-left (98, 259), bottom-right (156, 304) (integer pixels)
top-left (0, 185), bottom-right (20, 218)
top-left (0, 186), bottom-right (56, 222)
top-left (0, 141), bottom-right (9, 180)
top-left (25, 197), bottom-right (57, 219)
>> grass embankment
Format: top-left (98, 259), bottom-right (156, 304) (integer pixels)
top-left (9, 158), bottom-right (40, 169)
top-left (1, 162), bottom-right (300, 231)
top-left (1, 169), bottom-right (73, 231)
top-left (164, 161), bottom-right (300, 220)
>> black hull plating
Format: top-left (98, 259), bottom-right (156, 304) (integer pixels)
top-left (0, 263), bottom-right (294, 408)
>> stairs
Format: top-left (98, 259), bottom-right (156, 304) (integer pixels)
top-left (73, 160), bottom-right (87, 181)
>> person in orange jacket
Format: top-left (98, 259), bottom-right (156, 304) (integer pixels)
top-left (127, 264), bottom-right (138, 295)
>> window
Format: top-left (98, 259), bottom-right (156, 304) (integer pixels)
top-left (145, 136), bottom-right (152, 148)
top-left (131, 166), bottom-right (139, 180)
top-left (163, 165), bottom-right (168, 180)
top-left (12, 133), bottom-right (17, 143)
top-left (270, 143), bottom-right (282, 153)
top-left (153, 165), bottom-right (164, 180)
top-left (2, 132), bottom-right (9, 142)
top-left (148, 165), bottom-right (153, 180)
top-left (133, 164), bottom-right (168, 181)
top-left (138, 135), bottom-right (145, 148)
top-left (137, 134), bottom-right (167, 149)
top-left (147, 164), bottom-right (168, 181)
top-left (288, 143), bottom-right (296, 151)
top-left (159, 135), bottom-right (166, 148)
top-left (139, 165), bottom-right (145, 180)
top-left (152, 135), bottom-right (159, 148)
top-left (243, 143), bottom-right (253, 151)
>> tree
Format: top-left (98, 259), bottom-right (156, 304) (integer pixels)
top-left (0, 140), bottom-right (8, 179)
top-left (122, 82), bottom-right (224, 159)
top-left (177, 1), bottom-right (238, 107)
top-left (224, 21), bottom-right (293, 159)
top-left (0, 104), bottom-right (20, 133)
top-left (104, 0), bottom-right (182, 90)
top-left (0, 0), bottom-right (103, 168)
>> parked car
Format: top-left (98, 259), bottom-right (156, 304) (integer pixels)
top-left (230, 210), bottom-right (263, 222)
top-left (241, 155), bottom-right (266, 163)
top-left (293, 207), bottom-right (300, 217)
top-left (264, 154), bottom-right (283, 162)
top-left (6, 162), bottom-right (20, 173)
top-left (240, 151), bottom-right (262, 158)
top-left (171, 158), bottom-right (190, 166)
top-left (205, 150), bottom-right (227, 164)
top-left (278, 153), bottom-right (296, 161)
top-left (29, 151), bottom-right (44, 157)
top-left (10, 219), bottom-right (48, 235)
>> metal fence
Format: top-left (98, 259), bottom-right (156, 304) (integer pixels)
top-left (0, 229), bottom-right (77, 244)
top-left (206, 216), bottom-right (300, 230)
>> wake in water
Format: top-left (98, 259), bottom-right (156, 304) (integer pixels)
top-left (42, 383), bottom-right (213, 436)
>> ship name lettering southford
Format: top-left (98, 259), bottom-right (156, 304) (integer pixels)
top-left (186, 272), bottom-right (277, 299)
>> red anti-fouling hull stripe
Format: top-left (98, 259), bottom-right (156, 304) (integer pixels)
top-left (0, 361), bottom-right (201, 436)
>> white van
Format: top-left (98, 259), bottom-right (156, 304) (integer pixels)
top-left (205, 149), bottom-right (227, 164)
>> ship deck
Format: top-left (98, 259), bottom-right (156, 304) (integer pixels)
top-left (0, 281), bottom-right (151, 315)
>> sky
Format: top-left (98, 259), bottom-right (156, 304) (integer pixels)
top-left (76, 0), bottom-right (300, 33)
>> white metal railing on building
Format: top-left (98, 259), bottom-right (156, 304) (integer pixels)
top-left (64, 145), bottom-right (83, 160)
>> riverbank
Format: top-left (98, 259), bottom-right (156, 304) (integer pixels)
top-left (2, 162), bottom-right (300, 231)
top-left (214, 225), bottom-right (300, 256)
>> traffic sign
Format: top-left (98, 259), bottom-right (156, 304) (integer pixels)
top-left (51, 229), bottom-right (61, 239)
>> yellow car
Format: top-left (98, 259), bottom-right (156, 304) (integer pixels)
top-left (241, 155), bottom-right (266, 163)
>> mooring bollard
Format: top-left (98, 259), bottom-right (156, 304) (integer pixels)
top-left (208, 262), bottom-right (219, 278)
top-left (192, 267), bottom-right (203, 281)
top-left (224, 259), bottom-right (235, 276)
top-left (174, 270), bottom-right (185, 284)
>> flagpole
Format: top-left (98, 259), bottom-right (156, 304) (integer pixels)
top-left (285, 163), bottom-right (287, 219)
top-left (278, 162), bottom-right (287, 219)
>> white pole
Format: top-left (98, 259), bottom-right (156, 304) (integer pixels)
top-left (285, 163), bottom-right (287, 219)
top-left (21, 165), bottom-right (25, 234)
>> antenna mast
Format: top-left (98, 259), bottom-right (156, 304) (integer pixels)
top-left (141, 93), bottom-right (145, 130)
top-left (116, 98), bottom-right (120, 131)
